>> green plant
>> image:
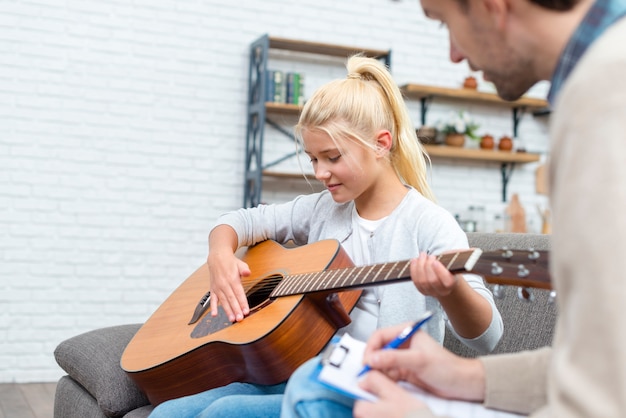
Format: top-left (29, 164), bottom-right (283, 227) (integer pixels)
top-left (436, 111), bottom-right (480, 140)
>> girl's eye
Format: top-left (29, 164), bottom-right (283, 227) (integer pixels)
top-left (328, 155), bottom-right (341, 162)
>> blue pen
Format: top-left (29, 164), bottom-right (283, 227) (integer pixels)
top-left (358, 310), bottom-right (433, 377)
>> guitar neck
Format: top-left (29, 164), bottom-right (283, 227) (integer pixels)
top-left (270, 249), bottom-right (485, 298)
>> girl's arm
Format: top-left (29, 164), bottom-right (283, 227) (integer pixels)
top-left (207, 224), bottom-right (251, 323)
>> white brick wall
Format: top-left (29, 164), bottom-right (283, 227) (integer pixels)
top-left (0, 0), bottom-right (550, 382)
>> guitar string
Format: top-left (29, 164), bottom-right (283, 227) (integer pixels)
top-left (237, 250), bottom-right (548, 296)
top-left (236, 252), bottom-right (472, 296)
top-left (238, 252), bottom-right (475, 295)
top-left (238, 262), bottom-right (415, 296)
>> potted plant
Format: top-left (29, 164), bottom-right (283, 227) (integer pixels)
top-left (436, 110), bottom-right (480, 147)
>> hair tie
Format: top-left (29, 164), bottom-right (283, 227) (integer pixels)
top-left (347, 73), bottom-right (361, 80)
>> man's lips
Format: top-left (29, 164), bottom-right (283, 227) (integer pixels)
top-left (326, 183), bottom-right (341, 192)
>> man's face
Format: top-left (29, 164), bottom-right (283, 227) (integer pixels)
top-left (420, 0), bottom-right (538, 101)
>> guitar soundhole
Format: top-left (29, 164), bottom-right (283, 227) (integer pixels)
top-left (190, 274), bottom-right (283, 339)
top-left (247, 274), bottom-right (282, 310)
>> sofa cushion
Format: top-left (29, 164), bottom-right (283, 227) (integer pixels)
top-left (54, 324), bottom-right (150, 417)
top-left (54, 375), bottom-right (108, 418)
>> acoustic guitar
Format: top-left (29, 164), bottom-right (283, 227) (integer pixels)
top-left (121, 239), bottom-right (550, 405)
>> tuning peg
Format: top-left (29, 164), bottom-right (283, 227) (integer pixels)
top-left (527, 249), bottom-right (540, 260)
top-left (548, 290), bottom-right (557, 304)
top-left (517, 287), bottom-right (535, 302)
top-left (490, 262), bottom-right (503, 275)
top-left (500, 247), bottom-right (513, 259)
top-left (517, 264), bottom-right (530, 277)
top-left (492, 284), bottom-right (505, 299)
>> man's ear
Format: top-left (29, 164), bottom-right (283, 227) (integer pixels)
top-left (482, 0), bottom-right (509, 30)
top-left (374, 130), bottom-right (393, 156)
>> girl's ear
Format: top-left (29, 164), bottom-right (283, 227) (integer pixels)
top-left (374, 130), bottom-right (393, 156)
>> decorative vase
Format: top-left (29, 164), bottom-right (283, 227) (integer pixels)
top-left (445, 133), bottom-right (465, 147)
top-left (463, 76), bottom-right (478, 90)
top-left (498, 135), bottom-right (513, 151)
top-left (480, 134), bottom-right (495, 150)
top-left (416, 126), bottom-right (438, 144)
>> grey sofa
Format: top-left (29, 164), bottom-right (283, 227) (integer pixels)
top-left (53, 232), bottom-right (555, 418)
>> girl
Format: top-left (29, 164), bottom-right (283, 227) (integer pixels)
top-left (149, 55), bottom-right (502, 418)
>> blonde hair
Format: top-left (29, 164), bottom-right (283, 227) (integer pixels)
top-left (295, 54), bottom-right (435, 202)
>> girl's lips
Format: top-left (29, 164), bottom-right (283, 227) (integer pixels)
top-left (326, 183), bottom-right (341, 192)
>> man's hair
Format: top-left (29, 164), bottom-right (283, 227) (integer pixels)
top-left (456, 0), bottom-right (580, 11)
top-left (529, 0), bottom-right (580, 10)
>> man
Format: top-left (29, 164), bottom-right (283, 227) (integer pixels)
top-left (353, 0), bottom-right (626, 417)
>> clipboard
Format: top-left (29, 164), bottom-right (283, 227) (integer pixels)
top-left (313, 333), bottom-right (526, 417)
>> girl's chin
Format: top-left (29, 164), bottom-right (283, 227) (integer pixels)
top-left (329, 192), bottom-right (351, 204)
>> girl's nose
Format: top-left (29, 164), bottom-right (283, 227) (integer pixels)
top-left (314, 164), bottom-right (330, 181)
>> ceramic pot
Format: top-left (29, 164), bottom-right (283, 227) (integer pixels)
top-left (463, 76), bottom-right (478, 90)
top-left (445, 133), bottom-right (465, 147)
top-left (417, 126), bottom-right (438, 144)
top-left (498, 136), bottom-right (513, 151)
top-left (480, 134), bottom-right (495, 150)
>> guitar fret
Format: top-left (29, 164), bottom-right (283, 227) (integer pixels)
top-left (325, 268), bottom-right (342, 291)
top-left (337, 267), bottom-right (353, 288)
top-left (315, 271), bottom-right (328, 292)
top-left (354, 264), bottom-right (374, 286)
top-left (391, 261), bottom-right (410, 282)
top-left (303, 272), bottom-right (322, 293)
top-left (444, 252), bottom-right (459, 271)
top-left (371, 263), bottom-right (387, 284)
top-left (280, 273), bottom-right (302, 296)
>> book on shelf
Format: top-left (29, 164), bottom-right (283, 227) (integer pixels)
top-left (286, 72), bottom-right (305, 105)
top-left (265, 70), bottom-right (305, 105)
top-left (265, 69), bottom-right (286, 104)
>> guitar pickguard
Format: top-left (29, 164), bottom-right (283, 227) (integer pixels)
top-left (190, 307), bottom-right (233, 338)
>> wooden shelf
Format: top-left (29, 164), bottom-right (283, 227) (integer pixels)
top-left (268, 36), bottom-right (390, 59)
top-left (265, 102), bottom-right (302, 115)
top-left (422, 145), bottom-right (540, 202)
top-left (401, 83), bottom-right (549, 110)
top-left (423, 145), bottom-right (541, 164)
top-left (262, 170), bottom-right (315, 180)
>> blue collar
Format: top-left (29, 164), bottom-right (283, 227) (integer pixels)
top-left (548, 0), bottom-right (626, 105)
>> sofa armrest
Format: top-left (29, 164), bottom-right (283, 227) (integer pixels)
top-left (54, 324), bottom-right (150, 417)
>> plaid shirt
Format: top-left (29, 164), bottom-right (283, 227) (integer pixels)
top-left (548, 0), bottom-right (626, 105)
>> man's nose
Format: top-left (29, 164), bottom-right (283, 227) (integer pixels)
top-left (449, 37), bottom-right (465, 63)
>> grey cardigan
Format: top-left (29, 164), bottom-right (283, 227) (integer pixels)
top-left (214, 188), bottom-right (502, 353)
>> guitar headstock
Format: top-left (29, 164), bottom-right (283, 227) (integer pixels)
top-left (438, 247), bottom-right (551, 290)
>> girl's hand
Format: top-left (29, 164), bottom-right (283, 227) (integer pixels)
top-left (410, 252), bottom-right (460, 297)
top-left (207, 251), bottom-right (251, 322)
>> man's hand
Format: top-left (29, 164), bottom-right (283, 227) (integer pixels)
top-left (354, 371), bottom-right (428, 418)
top-left (360, 328), bottom-right (486, 402)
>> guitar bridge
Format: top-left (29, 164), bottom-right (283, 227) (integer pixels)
top-left (189, 290), bottom-right (211, 325)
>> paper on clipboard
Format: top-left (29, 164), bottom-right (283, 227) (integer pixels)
top-left (316, 333), bottom-right (526, 418)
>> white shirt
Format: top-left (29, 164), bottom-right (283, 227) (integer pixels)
top-left (337, 207), bottom-right (386, 341)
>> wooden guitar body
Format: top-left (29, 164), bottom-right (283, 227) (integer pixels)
top-left (121, 240), bottom-right (361, 406)
top-left (122, 239), bottom-right (550, 405)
